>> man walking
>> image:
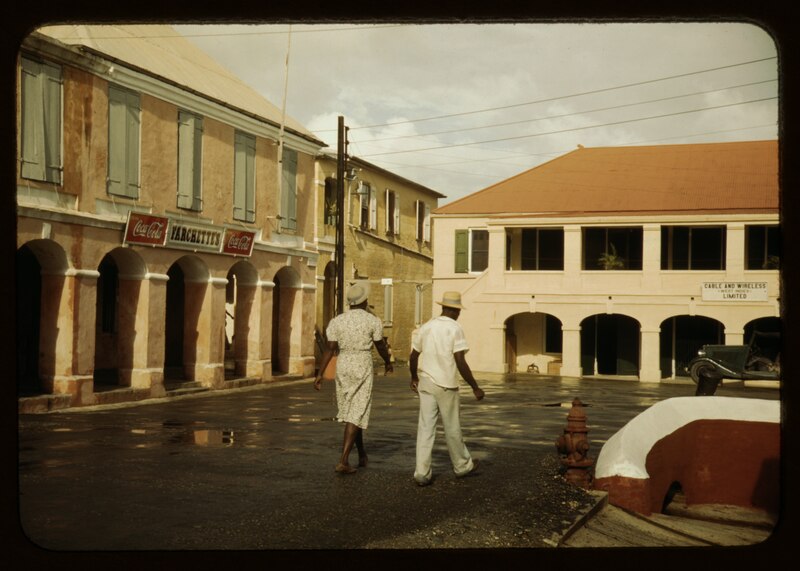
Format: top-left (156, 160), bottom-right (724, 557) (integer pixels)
top-left (409, 291), bottom-right (484, 486)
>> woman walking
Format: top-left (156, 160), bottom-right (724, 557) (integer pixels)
top-left (314, 283), bottom-right (393, 473)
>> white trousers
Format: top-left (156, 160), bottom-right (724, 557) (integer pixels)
top-left (414, 377), bottom-right (474, 483)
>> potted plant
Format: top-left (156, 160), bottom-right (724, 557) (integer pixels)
top-left (598, 243), bottom-right (625, 270)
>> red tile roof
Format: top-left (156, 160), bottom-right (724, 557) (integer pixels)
top-left (435, 141), bottom-right (779, 217)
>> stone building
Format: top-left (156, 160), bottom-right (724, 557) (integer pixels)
top-left (431, 141), bottom-right (780, 382)
top-left (314, 153), bottom-right (446, 363)
top-left (16, 25), bottom-right (326, 411)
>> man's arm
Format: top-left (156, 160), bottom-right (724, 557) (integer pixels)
top-left (409, 349), bottom-right (420, 393)
top-left (454, 350), bottom-right (484, 400)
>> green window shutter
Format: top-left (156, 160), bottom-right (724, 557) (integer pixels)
top-left (281, 147), bottom-right (297, 230)
top-left (42, 61), bottom-right (62, 183)
top-left (107, 86), bottom-right (127, 196)
top-left (455, 229), bottom-right (469, 273)
top-left (107, 86), bottom-right (139, 198)
top-left (124, 91), bottom-right (140, 197)
top-left (178, 111), bottom-right (202, 210)
top-left (20, 58), bottom-right (45, 181)
top-left (233, 131), bottom-right (255, 222)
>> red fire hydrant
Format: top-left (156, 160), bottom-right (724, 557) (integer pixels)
top-left (555, 397), bottom-right (595, 488)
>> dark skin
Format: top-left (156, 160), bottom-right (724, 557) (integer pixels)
top-left (409, 306), bottom-right (485, 401)
top-left (314, 300), bottom-right (393, 472)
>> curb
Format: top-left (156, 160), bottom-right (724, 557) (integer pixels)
top-left (556, 490), bottom-right (609, 546)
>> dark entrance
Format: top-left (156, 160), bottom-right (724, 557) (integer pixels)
top-left (16, 246), bottom-right (42, 395)
top-left (581, 314), bottom-right (640, 376)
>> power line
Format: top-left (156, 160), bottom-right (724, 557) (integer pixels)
top-left (317, 56), bottom-right (776, 133)
top-left (360, 96), bottom-right (777, 157)
top-left (353, 80), bottom-right (777, 144)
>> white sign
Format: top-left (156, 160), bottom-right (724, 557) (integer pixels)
top-left (702, 282), bottom-right (768, 301)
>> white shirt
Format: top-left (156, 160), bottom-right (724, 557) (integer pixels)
top-left (411, 315), bottom-right (469, 389)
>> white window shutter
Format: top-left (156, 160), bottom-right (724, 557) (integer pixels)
top-left (384, 188), bottom-right (390, 232)
top-left (369, 186), bottom-right (377, 230)
top-left (394, 194), bottom-right (400, 235)
top-left (423, 204), bottom-right (431, 242)
top-left (415, 200), bottom-right (421, 240)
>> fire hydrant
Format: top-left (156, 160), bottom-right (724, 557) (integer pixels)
top-left (555, 397), bottom-right (595, 488)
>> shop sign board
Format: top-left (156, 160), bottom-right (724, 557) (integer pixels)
top-left (222, 229), bottom-right (256, 257)
top-left (702, 281), bottom-right (768, 301)
top-left (124, 212), bottom-right (169, 246)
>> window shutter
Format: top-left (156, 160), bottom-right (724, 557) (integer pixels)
top-left (244, 134), bottom-right (256, 223)
top-left (107, 86), bottom-right (127, 196)
top-left (191, 115), bottom-right (203, 210)
top-left (384, 188), bottom-right (390, 232)
top-left (281, 147), bottom-right (297, 230)
top-left (455, 229), bottom-right (469, 273)
top-left (369, 186), bottom-right (377, 230)
top-left (415, 200), bottom-right (421, 240)
top-left (124, 91), bottom-right (140, 198)
top-left (233, 132), bottom-right (247, 220)
top-left (20, 58), bottom-right (45, 181)
top-left (42, 62), bottom-right (62, 183)
top-left (394, 194), bottom-right (400, 235)
top-left (423, 204), bottom-right (431, 242)
top-left (177, 111), bottom-right (194, 208)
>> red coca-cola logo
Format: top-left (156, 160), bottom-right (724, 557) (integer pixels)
top-left (132, 219), bottom-right (165, 240)
top-left (124, 213), bottom-right (169, 246)
top-left (223, 229), bottom-right (255, 256)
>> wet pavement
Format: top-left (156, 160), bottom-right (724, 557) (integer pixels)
top-left (14, 367), bottom-right (781, 559)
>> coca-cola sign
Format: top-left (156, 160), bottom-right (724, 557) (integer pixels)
top-left (124, 212), bottom-right (168, 246)
top-left (222, 229), bottom-right (256, 257)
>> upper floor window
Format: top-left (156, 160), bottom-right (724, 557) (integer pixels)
top-left (107, 85), bottom-right (141, 198)
top-left (358, 182), bottom-right (376, 231)
top-left (455, 228), bottom-right (488, 273)
top-left (177, 110), bottom-right (203, 211)
top-left (746, 225), bottom-right (780, 269)
top-left (507, 227), bottom-right (564, 270)
top-left (385, 189), bottom-right (400, 235)
top-left (280, 147), bottom-right (297, 231)
top-left (661, 226), bottom-right (726, 270)
top-left (583, 227), bottom-right (643, 270)
top-left (19, 56), bottom-right (62, 184)
top-left (415, 200), bottom-right (431, 242)
top-left (324, 177), bottom-right (338, 227)
top-left (233, 130), bottom-right (255, 223)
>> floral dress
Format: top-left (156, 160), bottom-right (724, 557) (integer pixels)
top-left (325, 308), bottom-right (384, 429)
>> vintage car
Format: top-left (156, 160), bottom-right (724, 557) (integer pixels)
top-left (687, 331), bottom-right (780, 395)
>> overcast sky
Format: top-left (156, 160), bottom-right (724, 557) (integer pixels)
top-left (174, 22), bottom-right (778, 205)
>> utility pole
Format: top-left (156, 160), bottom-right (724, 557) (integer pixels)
top-left (335, 116), bottom-right (347, 315)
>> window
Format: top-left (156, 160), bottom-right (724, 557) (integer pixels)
top-left (661, 226), bottom-right (726, 270)
top-left (383, 280), bottom-right (393, 326)
top-left (385, 189), bottom-right (400, 235)
top-left (177, 110), bottom-right (203, 211)
top-left (517, 228), bottom-right (564, 270)
top-left (280, 147), bottom-right (297, 230)
top-left (108, 85), bottom-right (141, 198)
top-left (358, 183), bottom-right (376, 231)
top-left (20, 56), bottom-right (62, 184)
top-left (583, 227), bottom-right (643, 270)
top-left (455, 229), bottom-right (489, 273)
top-left (415, 200), bottom-right (431, 242)
top-left (233, 131), bottom-right (255, 223)
top-left (324, 177), bottom-right (338, 227)
top-left (746, 225), bottom-right (780, 269)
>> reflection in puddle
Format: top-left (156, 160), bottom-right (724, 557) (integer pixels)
top-left (193, 429), bottom-right (234, 446)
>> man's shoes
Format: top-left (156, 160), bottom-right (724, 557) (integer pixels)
top-left (415, 478), bottom-right (432, 487)
top-left (457, 458), bottom-right (481, 478)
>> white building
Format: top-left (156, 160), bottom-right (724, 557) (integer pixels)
top-left (431, 141), bottom-right (780, 382)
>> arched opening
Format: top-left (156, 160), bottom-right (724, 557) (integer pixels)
top-left (16, 246), bottom-right (42, 396)
top-left (504, 312), bottom-right (563, 375)
top-left (744, 316), bottom-right (781, 367)
top-left (580, 314), bottom-right (641, 376)
top-left (271, 266), bottom-right (301, 375)
top-left (659, 315), bottom-right (724, 378)
top-left (225, 260), bottom-right (259, 379)
top-left (164, 255), bottom-right (209, 383)
top-left (94, 255), bottom-right (120, 388)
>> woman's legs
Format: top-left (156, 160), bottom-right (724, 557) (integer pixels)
top-left (336, 422), bottom-right (360, 473)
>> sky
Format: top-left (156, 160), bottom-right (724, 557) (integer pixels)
top-left (173, 22), bottom-right (779, 205)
